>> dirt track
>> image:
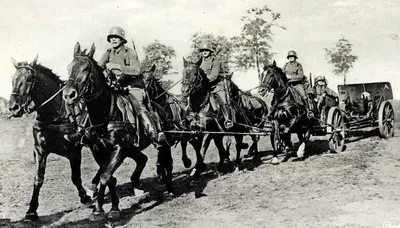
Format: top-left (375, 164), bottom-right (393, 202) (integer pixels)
top-left (1, 101), bottom-right (400, 228)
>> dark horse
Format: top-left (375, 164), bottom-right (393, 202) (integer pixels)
top-left (181, 58), bottom-right (261, 170)
top-left (142, 65), bottom-right (205, 174)
top-left (259, 61), bottom-right (318, 163)
top-left (63, 43), bottom-right (173, 219)
top-left (8, 56), bottom-right (91, 221)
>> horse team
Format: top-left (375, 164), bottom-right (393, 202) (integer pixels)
top-left (8, 38), bottom-right (333, 221)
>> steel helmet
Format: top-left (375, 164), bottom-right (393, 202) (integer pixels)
top-left (107, 27), bottom-right (127, 44)
top-left (315, 75), bottom-right (326, 83)
top-left (287, 50), bottom-right (297, 59)
top-left (198, 42), bottom-right (214, 53)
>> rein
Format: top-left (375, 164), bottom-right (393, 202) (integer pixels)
top-left (71, 56), bottom-right (104, 102)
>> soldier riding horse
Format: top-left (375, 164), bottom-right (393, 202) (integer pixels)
top-left (63, 43), bottom-right (174, 219)
top-left (259, 61), bottom-right (318, 161)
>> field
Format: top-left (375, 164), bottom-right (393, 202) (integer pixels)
top-left (0, 101), bottom-right (400, 228)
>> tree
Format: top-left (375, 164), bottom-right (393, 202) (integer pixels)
top-left (141, 39), bottom-right (176, 77)
top-left (188, 32), bottom-right (233, 67)
top-left (324, 35), bottom-right (358, 85)
top-left (231, 6), bottom-right (285, 79)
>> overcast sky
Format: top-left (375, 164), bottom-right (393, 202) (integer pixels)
top-left (1, 0), bottom-right (400, 99)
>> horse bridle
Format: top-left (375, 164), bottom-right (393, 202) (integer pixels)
top-left (11, 65), bottom-right (37, 112)
top-left (68, 56), bottom-right (103, 102)
top-left (182, 65), bottom-right (203, 95)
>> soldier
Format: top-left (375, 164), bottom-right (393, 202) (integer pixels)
top-left (313, 75), bottom-right (338, 98)
top-left (283, 50), bottom-right (313, 114)
top-left (198, 41), bottom-right (233, 129)
top-left (66, 26), bottom-right (165, 147)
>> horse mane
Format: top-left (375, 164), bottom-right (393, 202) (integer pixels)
top-left (273, 65), bottom-right (288, 82)
top-left (35, 64), bottom-right (63, 84)
top-left (19, 61), bottom-right (63, 85)
top-left (76, 52), bottom-right (104, 75)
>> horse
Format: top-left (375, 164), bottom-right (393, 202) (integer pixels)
top-left (142, 65), bottom-right (206, 174)
top-left (8, 55), bottom-right (92, 221)
top-left (259, 60), bottom-right (318, 162)
top-left (235, 89), bottom-right (270, 159)
top-left (62, 42), bottom-right (173, 219)
top-left (181, 58), bottom-right (254, 171)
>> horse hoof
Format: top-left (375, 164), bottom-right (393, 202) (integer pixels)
top-left (163, 191), bottom-right (174, 201)
top-left (107, 210), bottom-right (121, 220)
top-left (80, 195), bottom-right (92, 205)
top-left (292, 157), bottom-right (305, 162)
top-left (90, 211), bottom-right (105, 221)
top-left (24, 212), bottom-right (39, 221)
top-left (183, 158), bottom-right (192, 168)
top-left (271, 157), bottom-right (280, 165)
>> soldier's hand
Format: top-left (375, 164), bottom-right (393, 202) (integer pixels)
top-left (106, 63), bottom-right (121, 71)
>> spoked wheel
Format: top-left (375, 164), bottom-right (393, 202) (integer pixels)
top-left (327, 107), bottom-right (346, 153)
top-left (378, 100), bottom-right (395, 138)
top-left (270, 120), bottom-right (285, 153)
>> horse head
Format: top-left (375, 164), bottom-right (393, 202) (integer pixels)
top-left (181, 57), bottom-right (203, 97)
top-left (9, 55), bottom-right (39, 117)
top-left (63, 42), bottom-right (102, 105)
top-left (259, 60), bottom-right (287, 96)
top-left (142, 64), bottom-right (162, 99)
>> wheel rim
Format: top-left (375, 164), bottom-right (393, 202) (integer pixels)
top-left (379, 102), bottom-right (395, 138)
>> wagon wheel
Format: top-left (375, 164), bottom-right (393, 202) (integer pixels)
top-left (326, 107), bottom-right (345, 153)
top-left (378, 100), bottom-right (395, 138)
top-left (270, 120), bottom-right (285, 153)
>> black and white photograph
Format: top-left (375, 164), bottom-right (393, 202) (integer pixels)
top-left (0, 0), bottom-right (399, 227)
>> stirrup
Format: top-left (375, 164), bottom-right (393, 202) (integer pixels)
top-left (306, 110), bottom-right (314, 119)
top-left (224, 119), bottom-right (234, 129)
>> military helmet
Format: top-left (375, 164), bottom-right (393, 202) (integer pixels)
top-left (107, 27), bottom-right (127, 44)
top-left (198, 42), bottom-right (214, 53)
top-left (287, 50), bottom-right (297, 59)
top-left (315, 75), bottom-right (326, 83)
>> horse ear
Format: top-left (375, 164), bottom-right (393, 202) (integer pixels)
top-left (150, 64), bottom-right (156, 73)
top-left (30, 54), bottom-right (38, 66)
top-left (11, 57), bottom-right (18, 69)
top-left (272, 60), bottom-right (277, 68)
top-left (195, 58), bottom-right (202, 66)
top-left (88, 43), bottom-right (95, 58)
top-left (183, 57), bottom-right (188, 67)
top-left (74, 42), bottom-right (81, 57)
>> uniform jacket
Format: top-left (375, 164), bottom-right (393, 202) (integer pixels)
top-left (200, 56), bottom-right (223, 82)
top-left (283, 61), bottom-right (304, 82)
top-left (98, 45), bottom-right (144, 88)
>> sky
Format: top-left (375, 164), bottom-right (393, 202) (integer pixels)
top-left (1, 0), bottom-right (400, 99)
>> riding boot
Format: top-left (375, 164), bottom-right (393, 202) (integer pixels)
top-left (139, 110), bottom-right (166, 148)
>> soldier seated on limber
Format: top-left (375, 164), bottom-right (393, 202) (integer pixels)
top-left (313, 75), bottom-right (338, 99)
top-left (65, 26), bottom-right (165, 147)
top-left (283, 50), bottom-right (314, 116)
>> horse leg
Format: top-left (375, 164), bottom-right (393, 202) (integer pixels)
top-left (234, 135), bottom-right (244, 170)
top-left (214, 135), bottom-right (230, 173)
top-left (281, 133), bottom-right (294, 162)
top-left (93, 146), bottom-right (124, 218)
top-left (69, 151), bottom-right (91, 205)
top-left (25, 148), bottom-right (48, 221)
top-left (190, 135), bottom-right (208, 176)
top-left (180, 138), bottom-right (192, 168)
top-left (160, 145), bottom-right (174, 195)
top-left (107, 176), bottom-right (120, 219)
top-left (129, 151), bottom-right (148, 191)
top-left (250, 135), bottom-right (260, 162)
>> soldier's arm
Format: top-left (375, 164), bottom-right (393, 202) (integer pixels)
top-left (208, 59), bottom-right (221, 82)
top-left (297, 64), bottom-right (304, 79)
top-left (97, 51), bottom-right (109, 70)
top-left (120, 51), bottom-right (141, 76)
